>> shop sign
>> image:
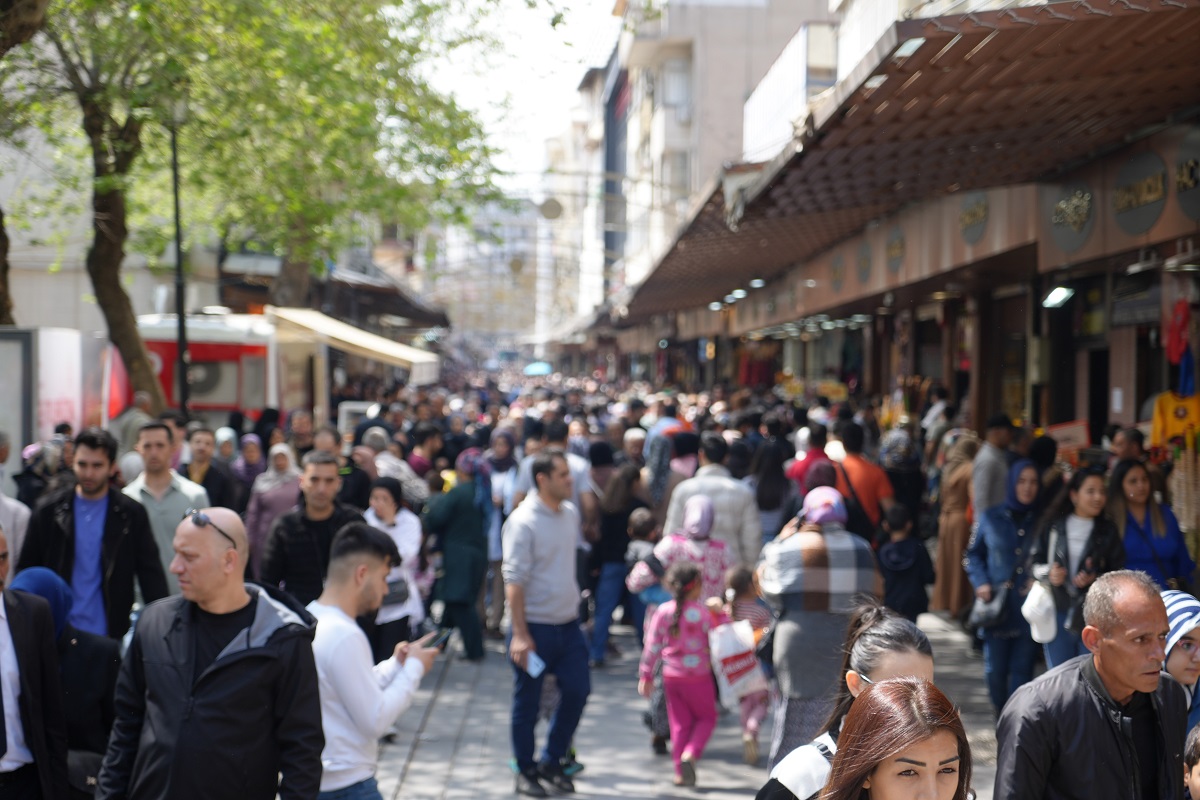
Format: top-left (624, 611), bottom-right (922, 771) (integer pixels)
top-left (1177, 128), bottom-right (1200, 222)
top-left (960, 192), bottom-right (988, 245)
top-left (856, 241), bottom-right (872, 284)
top-left (886, 227), bottom-right (905, 274)
top-left (830, 253), bottom-right (845, 293)
top-left (1049, 182), bottom-right (1094, 253)
top-left (1113, 151), bottom-right (1167, 235)
top-left (1045, 420), bottom-right (1091, 466)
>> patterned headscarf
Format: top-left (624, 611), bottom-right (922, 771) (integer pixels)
top-left (678, 495), bottom-right (715, 540)
top-left (456, 447), bottom-right (493, 528)
top-left (802, 486), bottom-right (848, 525)
top-left (232, 434), bottom-right (267, 487)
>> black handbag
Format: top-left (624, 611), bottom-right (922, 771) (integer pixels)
top-left (967, 585), bottom-right (1009, 629)
top-left (381, 577), bottom-right (410, 607)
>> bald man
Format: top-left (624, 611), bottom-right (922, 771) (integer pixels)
top-left (97, 507), bottom-right (323, 800)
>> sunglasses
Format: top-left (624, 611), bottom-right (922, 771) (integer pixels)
top-left (183, 509), bottom-right (237, 550)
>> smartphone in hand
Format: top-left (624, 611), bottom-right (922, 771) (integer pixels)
top-left (526, 652), bottom-right (546, 678)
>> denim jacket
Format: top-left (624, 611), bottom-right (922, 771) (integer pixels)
top-left (965, 505), bottom-right (1037, 634)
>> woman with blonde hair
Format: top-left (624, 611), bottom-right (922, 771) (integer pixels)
top-left (931, 434), bottom-right (979, 615)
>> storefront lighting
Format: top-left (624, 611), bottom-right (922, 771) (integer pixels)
top-left (804, 279), bottom-right (818, 288)
top-left (835, 319), bottom-right (848, 328)
top-left (748, 278), bottom-right (766, 289)
top-left (1165, 239), bottom-right (1200, 272)
top-left (708, 301), bottom-right (724, 311)
top-left (731, 289), bottom-right (748, 299)
top-left (821, 321), bottom-right (836, 330)
top-left (1042, 286), bottom-right (1075, 308)
top-left (1124, 247), bottom-right (1162, 275)
top-left (724, 294), bottom-right (737, 303)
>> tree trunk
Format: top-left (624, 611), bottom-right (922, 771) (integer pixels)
top-left (270, 252), bottom-right (312, 308)
top-left (79, 99), bottom-right (168, 413)
top-left (0, 204), bottom-right (15, 325)
top-left (0, 0), bottom-right (49, 57)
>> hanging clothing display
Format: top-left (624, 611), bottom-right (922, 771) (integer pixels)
top-left (1151, 391), bottom-right (1200, 449)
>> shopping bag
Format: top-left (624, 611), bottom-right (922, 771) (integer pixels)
top-left (709, 620), bottom-right (769, 709)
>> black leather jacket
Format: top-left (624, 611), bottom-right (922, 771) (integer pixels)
top-left (1028, 514), bottom-right (1126, 613)
top-left (20, 487), bottom-right (169, 639)
top-left (95, 584), bottom-right (323, 800)
top-left (995, 655), bottom-right (1186, 800)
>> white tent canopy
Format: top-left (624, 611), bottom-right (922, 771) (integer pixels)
top-left (268, 306), bottom-right (440, 386)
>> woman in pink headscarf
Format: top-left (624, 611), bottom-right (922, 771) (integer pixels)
top-left (646, 495), bottom-right (735, 602)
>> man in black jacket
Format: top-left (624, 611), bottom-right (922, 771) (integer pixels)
top-left (995, 569), bottom-right (1186, 800)
top-left (259, 450), bottom-right (363, 607)
top-left (0, 587), bottom-right (70, 799)
top-left (177, 427), bottom-right (236, 510)
top-left (18, 428), bottom-right (169, 640)
top-left (96, 507), bottom-right (322, 800)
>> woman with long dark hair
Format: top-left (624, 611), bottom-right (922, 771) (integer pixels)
top-left (818, 677), bottom-right (973, 800)
top-left (589, 463), bottom-right (647, 666)
top-left (1028, 468), bottom-right (1124, 668)
top-left (745, 440), bottom-right (797, 545)
top-left (758, 600), bottom-right (934, 800)
top-left (1107, 458), bottom-right (1194, 589)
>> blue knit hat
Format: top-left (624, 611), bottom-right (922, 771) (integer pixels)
top-left (1163, 589), bottom-right (1200, 657)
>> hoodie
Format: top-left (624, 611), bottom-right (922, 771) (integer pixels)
top-left (878, 537), bottom-right (935, 622)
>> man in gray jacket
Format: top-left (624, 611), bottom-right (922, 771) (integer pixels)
top-left (972, 414), bottom-right (1013, 516)
top-left (503, 449), bottom-right (590, 797)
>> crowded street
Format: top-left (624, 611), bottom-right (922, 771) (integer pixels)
top-left (4, 0), bottom-right (1200, 799)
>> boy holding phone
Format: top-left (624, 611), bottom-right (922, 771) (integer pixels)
top-left (308, 522), bottom-right (442, 799)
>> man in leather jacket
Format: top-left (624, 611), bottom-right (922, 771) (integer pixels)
top-left (995, 569), bottom-right (1186, 800)
top-left (96, 508), bottom-right (322, 800)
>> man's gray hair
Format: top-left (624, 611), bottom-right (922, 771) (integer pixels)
top-left (362, 427), bottom-right (390, 453)
top-left (1083, 569), bottom-right (1163, 632)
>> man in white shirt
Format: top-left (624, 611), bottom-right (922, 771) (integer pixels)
top-left (308, 522), bottom-right (439, 800)
top-left (0, 579), bottom-right (69, 798)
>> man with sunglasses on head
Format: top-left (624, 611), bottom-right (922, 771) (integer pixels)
top-left (19, 427), bottom-right (168, 640)
top-left (96, 507), bottom-right (323, 800)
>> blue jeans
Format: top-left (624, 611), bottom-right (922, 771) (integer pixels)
top-left (982, 631), bottom-right (1038, 713)
top-left (628, 593), bottom-right (647, 647)
top-left (1043, 609), bottom-right (1088, 668)
top-left (511, 620), bottom-right (591, 771)
top-left (589, 562), bottom-right (627, 662)
top-left (318, 777), bottom-right (381, 800)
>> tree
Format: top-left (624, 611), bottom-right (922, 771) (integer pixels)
top-left (5, 0), bottom-right (525, 409)
top-left (0, 0), bottom-right (50, 325)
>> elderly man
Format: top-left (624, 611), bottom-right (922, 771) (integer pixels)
top-left (96, 508), bottom-right (323, 800)
top-left (995, 570), bottom-right (1187, 800)
top-left (362, 427), bottom-right (429, 506)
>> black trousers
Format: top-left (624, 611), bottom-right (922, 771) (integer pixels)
top-left (0, 763), bottom-right (42, 800)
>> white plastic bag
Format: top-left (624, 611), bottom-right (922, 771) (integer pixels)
top-left (709, 620), bottom-right (769, 709)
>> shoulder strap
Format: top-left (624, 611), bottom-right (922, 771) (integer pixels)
top-left (1128, 512), bottom-right (1172, 581)
top-left (835, 462), bottom-right (865, 510)
top-left (813, 740), bottom-right (835, 763)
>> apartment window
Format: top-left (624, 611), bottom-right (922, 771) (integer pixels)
top-left (663, 151), bottom-right (690, 196)
top-left (662, 60), bottom-right (691, 109)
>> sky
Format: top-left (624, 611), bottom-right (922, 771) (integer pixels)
top-left (432, 1), bottom-right (623, 198)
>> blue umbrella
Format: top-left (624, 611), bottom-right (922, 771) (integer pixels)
top-left (523, 361), bottom-right (552, 376)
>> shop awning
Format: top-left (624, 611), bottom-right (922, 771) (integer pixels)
top-left (268, 306), bottom-right (440, 386)
top-left (624, 0), bottom-right (1200, 322)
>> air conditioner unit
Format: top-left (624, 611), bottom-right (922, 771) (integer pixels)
top-left (187, 361), bottom-right (241, 406)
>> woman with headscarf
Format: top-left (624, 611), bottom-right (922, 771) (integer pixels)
top-left (931, 434), bottom-right (980, 614)
top-left (364, 476), bottom-right (425, 660)
top-left (244, 443), bottom-right (301, 579)
top-left (964, 459), bottom-right (1041, 715)
top-left (482, 428), bottom-right (519, 638)
top-left (879, 418), bottom-right (923, 532)
top-left (632, 495), bottom-right (735, 603)
top-left (231, 433), bottom-right (267, 495)
top-left (641, 434), bottom-right (686, 527)
top-left (424, 447), bottom-right (490, 661)
top-left (215, 427), bottom-right (239, 464)
top-left (10, 568), bottom-right (121, 799)
top-left (758, 486), bottom-right (883, 768)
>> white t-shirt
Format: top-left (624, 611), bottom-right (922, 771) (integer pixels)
top-left (1065, 514), bottom-right (1093, 577)
top-left (307, 601), bottom-right (426, 791)
top-left (364, 507), bottom-right (425, 626)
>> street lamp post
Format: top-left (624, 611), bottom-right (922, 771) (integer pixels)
top-left (168, 91), bottom-right (189, 416)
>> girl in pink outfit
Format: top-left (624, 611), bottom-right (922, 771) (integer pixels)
top-left (638, 562), bottom-right (728, 787)
top-left (628, 494), bottom-right (734, 603)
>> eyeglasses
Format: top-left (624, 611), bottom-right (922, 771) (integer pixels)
top-left (183, 509), bottom-right (237, 550)
top-left (857, 673), bottom-right (874, 685)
